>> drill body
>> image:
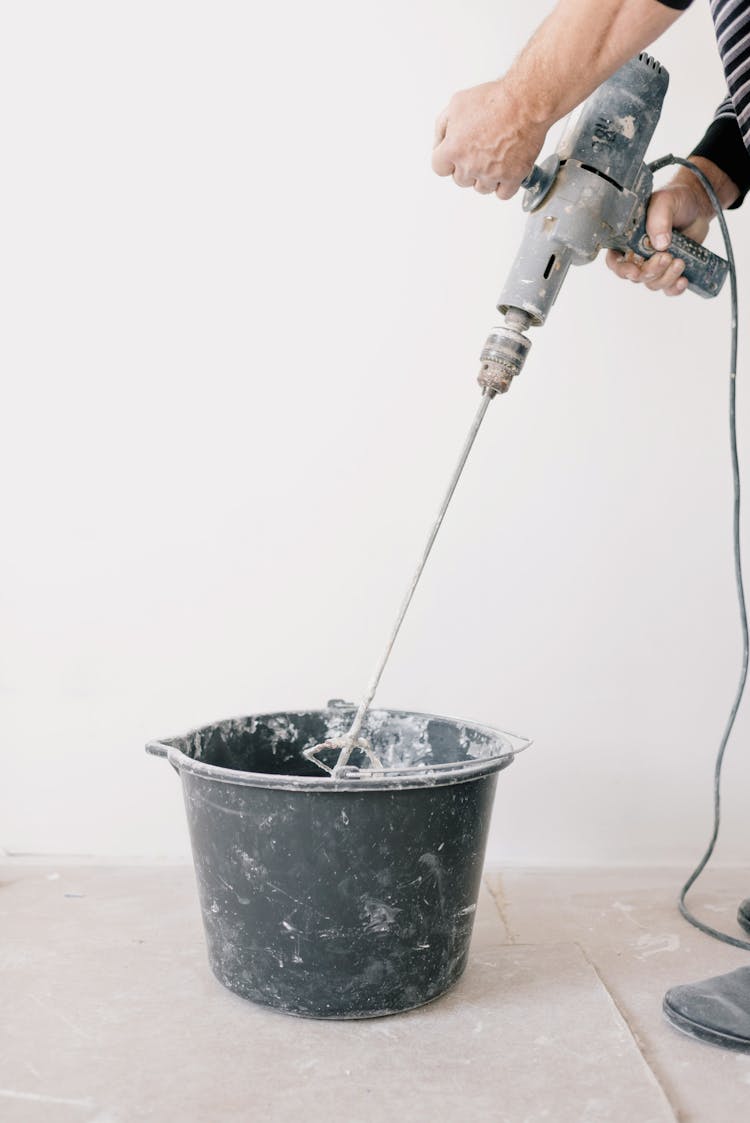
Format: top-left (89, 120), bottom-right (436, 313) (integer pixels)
top-left (479, 53), bottom-right (728, 396)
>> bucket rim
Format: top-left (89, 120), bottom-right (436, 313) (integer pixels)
top-left (145, 706), bottom-right (532, 792)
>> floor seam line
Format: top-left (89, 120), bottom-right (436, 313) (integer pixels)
top-left (576, 941), bottom-right (684, 1123)
top-left (482, 873), bottom-right (516, 944)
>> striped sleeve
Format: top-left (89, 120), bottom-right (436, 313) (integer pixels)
top-left (713, 0), bottom-right (750, 138)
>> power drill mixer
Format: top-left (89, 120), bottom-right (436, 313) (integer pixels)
top-left (478, 51), bottom-right (727, 397)
top-left (305, 51), bottom-right (729, 776)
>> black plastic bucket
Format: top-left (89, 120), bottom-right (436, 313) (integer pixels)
top-left (146, 701), bottom-right (528, 1019)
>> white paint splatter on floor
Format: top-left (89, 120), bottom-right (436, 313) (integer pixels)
top-left (634, 933), bottom-right (680, 958)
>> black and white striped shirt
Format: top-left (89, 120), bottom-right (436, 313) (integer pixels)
top-left (711, 0), bottom-right (750, 142)
top-left (660, 0), bottom-right (750, 203)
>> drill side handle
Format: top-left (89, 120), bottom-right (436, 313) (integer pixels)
top-left (620, 221), bottom-right (728, 299)
top-left (521, 165), bottom-right (545, 191)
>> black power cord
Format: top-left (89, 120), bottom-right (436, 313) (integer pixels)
top-left (649, 154), bottom-right (749, 951)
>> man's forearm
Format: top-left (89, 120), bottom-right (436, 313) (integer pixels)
top-left (510, 0), bottom-right (684, 129)
top-left (432, 0), bottom-right (687, 198)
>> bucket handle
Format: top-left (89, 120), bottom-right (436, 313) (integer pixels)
top-left (145, 740), bottom-right (181, 775)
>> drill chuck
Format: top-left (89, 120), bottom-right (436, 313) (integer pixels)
top-left (477, 316), bottom-right (532, 396)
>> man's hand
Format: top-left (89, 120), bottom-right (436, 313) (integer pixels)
top-left (432, 79), bottom-right (548, 200)
top-left (605, 179), bottom-right (710, 296)
top-left (430, 0), bottom-right (685, 200)
top-left (605, 157), bottom-right (737, 297)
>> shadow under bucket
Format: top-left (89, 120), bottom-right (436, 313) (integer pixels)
top-left (147, 702), bottom-right (529, 1019)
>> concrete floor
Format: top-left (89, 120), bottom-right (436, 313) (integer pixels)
top-left (2, 863), bottom-right (749, 1122)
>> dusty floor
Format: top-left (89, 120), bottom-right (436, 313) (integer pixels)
top-left (2, 863), bottom-right (749, 1122)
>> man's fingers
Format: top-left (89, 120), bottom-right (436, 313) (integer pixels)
top-left (431, 142), bottom-right (455, 178)
top-left (665, 276), bottom-right (689, 296)
top-left (643, 255), bottom-right (684, 291)
top-left (605, 249), bottom-right (629, 278)
top-left (473, 178), bottom-right (497, 195)
top-left (606, 248), bottom-right (689, 296)
top-left (495, 180), bottom-right (520, 201)
top-left (433, 111), bottom-right (448, 149)
top-left (645, 191), bottom-right (678, 252)
top-left (452, 169), bottom-right (476, 188)
top-left (640, 252), bottom-right (674, 286)
top-left (664, 257), bottom-right (687, 291)
top-left (605, 249), bottom-right (642, 281)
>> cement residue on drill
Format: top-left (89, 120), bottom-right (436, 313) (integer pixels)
top-left (614, 114), bottom-right (637, 139)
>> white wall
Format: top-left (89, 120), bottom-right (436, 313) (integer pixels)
top-left (2, 0), bottom-right (749, 866)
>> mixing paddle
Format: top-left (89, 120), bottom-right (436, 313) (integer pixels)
top-left (303, 391), bottom-right (493, 777)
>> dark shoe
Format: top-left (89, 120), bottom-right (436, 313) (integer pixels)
top-left (664, 967), bottom-right (750, 1051)
top-left (738, 899), bottom-right (750, 937)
